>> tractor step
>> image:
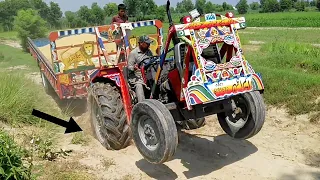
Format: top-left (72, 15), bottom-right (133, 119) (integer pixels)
top-left (165, 102), bottom-right (177, 110)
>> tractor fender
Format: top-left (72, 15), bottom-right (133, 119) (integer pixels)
top-left (90, 65), bottom-right (133, 123)
top-left (91, 67), bottom-right (121, 87)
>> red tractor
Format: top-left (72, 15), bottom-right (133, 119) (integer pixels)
top-left (88, 0), bottom-right (265, 164)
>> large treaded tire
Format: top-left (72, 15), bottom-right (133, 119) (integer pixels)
top-left (130, 99), bottom-right (178, 164)
top-left (88, 82), bottom-right (131, 150)
top-left (217, 91), bottom-right (266, 139)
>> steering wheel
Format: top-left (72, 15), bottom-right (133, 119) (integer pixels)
top-left (138, 55), bottom-right (159, 69)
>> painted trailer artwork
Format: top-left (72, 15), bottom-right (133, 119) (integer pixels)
top-left (49, 26), bottom-right (123, 74)
top-left (28, 20), bottom-right (164, 100)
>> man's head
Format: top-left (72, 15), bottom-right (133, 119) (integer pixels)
top-left (118, 4), bottom-right (126, 17)
top-left (138, 35), bottom-right (153, 52)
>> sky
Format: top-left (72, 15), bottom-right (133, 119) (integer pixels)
top-left (42, 0), bottom-right (258, 13)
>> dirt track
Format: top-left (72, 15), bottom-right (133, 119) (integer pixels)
top-left (53, 105), bottom-right (319, 180)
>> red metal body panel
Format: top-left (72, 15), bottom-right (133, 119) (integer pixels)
top-left (116, 62), bottom-right (133, 123)
top-left (180, 47), bottom-right (191, 101)
top-left (168, 69), bottom-right (181, 99)
top-left (140, 67), bottom-right (147, 84)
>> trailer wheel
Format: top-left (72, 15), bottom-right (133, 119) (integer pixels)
top-left (88, 82), bottom-right (131, 150)
top-left (131, 99), bottom-right (178, 164)
top-left (40, 72), bottom-right (55, 95)
top-left (217, 91), bottom-right (266, 139)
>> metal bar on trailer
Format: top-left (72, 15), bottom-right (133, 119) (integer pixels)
top-left (27, 37), bottom-right (57, 80)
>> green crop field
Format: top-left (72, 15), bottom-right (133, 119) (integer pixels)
top-left (238, 28), bottom-right (320, 119)
top-left (137, 11), bottom-right (320, 27)
top-left (242, 11), bottom-right (320, 27)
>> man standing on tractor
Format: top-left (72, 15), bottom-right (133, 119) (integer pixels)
top-left (127, 35), bottom-right (153, 102)
top-left (111, 4), bottom-right (129, 24)
top-left (110, 4), bottom-right (129, 62)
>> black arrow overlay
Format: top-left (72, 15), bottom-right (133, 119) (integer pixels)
top-left (32, 109), bottom-right (82, 134)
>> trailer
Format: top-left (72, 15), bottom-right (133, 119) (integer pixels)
top-left (27, 20), bottom-right (164, 100)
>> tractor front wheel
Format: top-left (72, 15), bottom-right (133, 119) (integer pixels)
top-left (217, 91), bottom-right (266, 139)
top-left (131, 99), bottom-right (178, 164)
top-left (88, 82), bottom-right (131, 150)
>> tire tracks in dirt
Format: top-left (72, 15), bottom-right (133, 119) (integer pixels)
top-left (57, 105), bottom-right (320, 180)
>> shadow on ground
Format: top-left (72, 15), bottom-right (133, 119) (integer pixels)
top-left (136, 160), bottom-right (178, 180)
top-left (136, 132), bottom-right (258, 179)
top-left (301, 149), bottom-right (320, 168)
top-left (279, 169), bottom-right (320, 180)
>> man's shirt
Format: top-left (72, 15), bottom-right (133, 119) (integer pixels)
top-left (111, 15), bottom-right (128, 23)
top-left (127, 47), bottom-right (153, 72)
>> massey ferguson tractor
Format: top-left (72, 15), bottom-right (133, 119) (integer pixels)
top-left (88, 0), bottom-right (266, 164)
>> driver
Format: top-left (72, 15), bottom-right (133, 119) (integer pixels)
top-left (127, 35), bottom-right (153, 84)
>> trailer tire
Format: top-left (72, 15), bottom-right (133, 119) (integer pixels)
top-left (40, 72), bottom-right (55, 95)
top-left (88, 82), bottom-right (131, 150)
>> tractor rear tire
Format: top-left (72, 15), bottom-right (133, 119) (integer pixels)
top-left (88, 82), bottom-right (131, 150)
top-left (217, 91), bottom-right (266, 139)
top-left (130, 99), bottom-right (178, 164)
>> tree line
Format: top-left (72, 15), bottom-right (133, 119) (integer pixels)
top-left (1, 0), bottom-right (320, 32)
top-left (0, 0), bottom-right (62, 31)
top-left (236, 0), bottom-right (320, 14)
top-left (1, 0), bottom-right (320, 51)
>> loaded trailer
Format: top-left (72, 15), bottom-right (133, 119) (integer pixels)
top-left (27, 20), bottom-right (164, 100)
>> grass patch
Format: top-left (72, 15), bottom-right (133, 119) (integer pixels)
top-left (0, 44), bottom-right (38, 72)
top-left (0, 44), bottom-right (66, 126)
top-left (38, 160), bottom-right (95, 180)
top-left (71, 132), bottom-right (89, 146)
top-left (310, 113), bottom-right (319, 123)
top-left (102, 157), bottom-right (115, 170)
top-left (0, 31), bottom-right (18, 40)
top-left (120, 174), bottom-right (135, 180)
top-left (53, 172), bottom-right (95, 180)
top-left (0, 72), bottom-right (65, 126)
top-left (259, 41), bottom-right (320, 73)
top-left (0, 129), bottom-right (33, 180)
top-left (239, 28), bottom-right (320, 44)
top-left (0, 43), bottom-right (72, 178)
top-left (245, 40), bottom-right (320, 115)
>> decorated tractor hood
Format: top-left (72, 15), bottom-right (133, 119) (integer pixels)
top-left (173, 13), bottom-right (264, 110)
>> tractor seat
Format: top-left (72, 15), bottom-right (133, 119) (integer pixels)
top-left (201, 44), bottom-right (222, 64)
